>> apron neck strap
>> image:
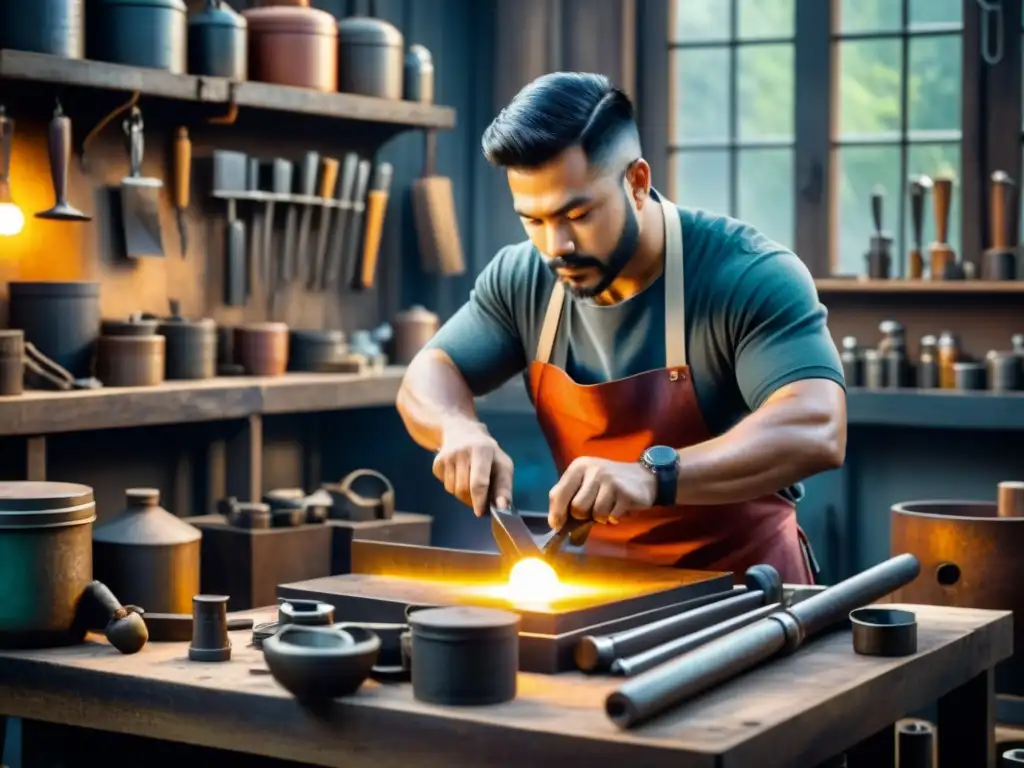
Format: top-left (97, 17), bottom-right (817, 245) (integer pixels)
top-left (534, 195), bottom-right (687, 367)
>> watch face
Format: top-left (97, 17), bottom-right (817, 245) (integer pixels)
top-left (644, 445), bottom-right (677, 469)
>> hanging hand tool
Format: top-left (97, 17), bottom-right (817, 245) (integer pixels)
top-left (212, 150), bottom-right (247, 306)
top-left (245, 157), bottom-right (262, 299)
top-left (339, 159), bottom-right (371, 289)
top-left (321, 152), bottom-right (359, 290)
top-left (293, 151), bottom-right (320, 285)
top-left (173, 127), bottom-right (191, 258)
top-left (119, 106), bottom-right (164, 259)
top-left (308, 156), bottom-right (340, 290)
top-left (352, 161), bottom-right (393, 290)
top-left (36, 101), bottom-right (91, 221)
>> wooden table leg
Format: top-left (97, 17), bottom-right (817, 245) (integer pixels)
top-left (846, 723), bottom-right (895, 768)
top-left (938, 668), bottom-right (996, 767)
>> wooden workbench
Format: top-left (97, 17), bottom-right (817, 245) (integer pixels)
top-left (0, 604), bottom-right (1011, 768)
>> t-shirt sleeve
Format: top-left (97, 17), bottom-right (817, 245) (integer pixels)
top-left (424, 246), bottom-right (528, 396)
top-left (725, 248), bottom-right (845, 410)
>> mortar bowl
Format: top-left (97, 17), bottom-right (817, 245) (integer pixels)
top-left (263, 624), bottom-right (380, 702)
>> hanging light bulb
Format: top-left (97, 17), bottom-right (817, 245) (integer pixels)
top-left (0, 105), bottom-right (25, 237)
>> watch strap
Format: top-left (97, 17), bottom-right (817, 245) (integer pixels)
top-left (654, 469), bottom-right (676, 507)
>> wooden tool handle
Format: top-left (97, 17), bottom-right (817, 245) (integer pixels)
top-left (990, 170), bottom-right (1014, 249)
top-left (174, 127), bottom-right (191, 209)
top-left (932, 176), bottom-right (952, 244)
top-left (359, 190), bottom-right (389, 289)
top-left (319, 157), bottom-right (340, 198)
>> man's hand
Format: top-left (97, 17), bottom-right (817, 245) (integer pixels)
top-left (433, 418), bottom-right (514, 517)
top-left (548, 457), bottom-right (658, 530)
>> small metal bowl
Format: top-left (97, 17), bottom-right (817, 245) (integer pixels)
top-left (263, 625), bottom-right (380, 702)
top-left (850, 606), bottom-right (917, 657)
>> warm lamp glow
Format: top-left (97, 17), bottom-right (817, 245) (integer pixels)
top-left (0, 202), bottom-right (24, 236)
top-left (507, 557), bottom-right (560, 601)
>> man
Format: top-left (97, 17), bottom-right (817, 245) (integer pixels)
top-left (396, 72), bottom-right (846, 584)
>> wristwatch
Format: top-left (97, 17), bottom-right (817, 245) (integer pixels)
top-left (640, 445), bottom-right (679, 507)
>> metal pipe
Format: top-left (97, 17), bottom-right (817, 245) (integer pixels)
top-left (575, 564), bottom-right (781, 672)
top-left (605, 553), bottom-right (921, 729)
top-left (897, 719), bottom-right (934, 768)
top-left (611, 602), bottom-right (780, 677)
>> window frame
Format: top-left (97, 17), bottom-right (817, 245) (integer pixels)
top-left (643, 0), bottom-right (1023, 278)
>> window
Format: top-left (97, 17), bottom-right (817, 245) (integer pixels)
top-left (668, 0), bottom-right (968, 275)
top-left (668, 0), bottom-right (797, 250)
top-left (833, 0), bottom-right (962, 275)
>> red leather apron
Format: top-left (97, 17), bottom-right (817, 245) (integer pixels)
top-left (527, 197), bottom-right (816, 585)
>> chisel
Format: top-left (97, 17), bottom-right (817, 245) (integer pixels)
top-left (293, 151), bottom-right (320, 284)
top-left (308, 156), bottom-right (340, 290)
top-left (321, 153), bottom-right (360, 290)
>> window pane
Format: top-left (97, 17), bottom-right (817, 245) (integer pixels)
top-left (737, 44), bottom-right (794, 141)
top-left (673, 0), bottom-right (731, 42)
top-left (834, 145), bottom-right (902, 275)
top-left (737, 148), bottom-right (794, 250)
top-left (672, 48), bottom-right (731, 142)
top-left (838, 0), bottom-right (901, 34)
top-left (673, 150), bottom-right (731, 215)
top-left (737, 0), bottom-right (794, 40)
top-left (906, 144), bottom-right (961, 258)
top-left (909, 0), bottom-right (962, 27)
top-left (908, 35), bottom-right (961, 133)
top-left (837, 40), bottom-right (903, 139)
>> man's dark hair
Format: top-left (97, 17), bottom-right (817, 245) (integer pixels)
top-left (481, 72), bottom-right (640, 170)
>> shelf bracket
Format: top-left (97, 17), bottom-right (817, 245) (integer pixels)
top-left (24, 436), bottom-right (46, 481)
top-left (208, 82), bottom-right (238, 126)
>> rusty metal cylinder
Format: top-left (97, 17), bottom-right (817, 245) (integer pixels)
top-left (891, 498), bottom-right (1024, 694)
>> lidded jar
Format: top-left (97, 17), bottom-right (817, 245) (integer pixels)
top-left (243, 0), bottom-right (338, 91)
top-left (187, 0), bottom-right (248, 80)
top-left (92, 488), bottom-right (201, 614)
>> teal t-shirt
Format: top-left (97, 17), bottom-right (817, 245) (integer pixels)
top-left (426, 203), bottom-right (845, 499)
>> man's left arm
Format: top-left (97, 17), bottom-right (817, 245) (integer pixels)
top-left (670, 251), bottom-right (847, 505)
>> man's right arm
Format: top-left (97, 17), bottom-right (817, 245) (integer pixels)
top-left (396, 248), bottom-right (527, 514)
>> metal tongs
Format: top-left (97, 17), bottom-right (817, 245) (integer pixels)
top-left (489, 502), bottom-right (595, 563)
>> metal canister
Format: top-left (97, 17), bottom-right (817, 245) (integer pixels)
top-left (0, 482), bottom-right (96, 648)
top-left (0, 0), bottom-right (84, 58)
top-left (936, 331), bottom-right (960, 389)
top-left (392, 305), bottom-right (440, 365)
top-left (0, 329), bottom-right (24, 396)
top-left (916, 335), bottom-right (939, 389)
top-left (986, 350), bottom-right (1020, 392)
top-left (891, 498), bottom-right (1024, 695)
top-left (337, 15), bottom-right (404, 99)
top-left (187, 0), bottom-right (248, 80)
top-left (953, 361), bottom-right (986, 391)
top-left (235, 322), bottom-right (289, 376)
top-left (403, 44), bottom-right (434, 103)
top-left (8, 281), bottom-right (100, 379)
top-left (839, 336), bottom-right (863, 387)
top-left (288, 329), bottom-right (347, 372)
top-left (96, 334), bottom-right (165, 387)
top-left (863, 349), bottom-right (885, 389)
top-left (86, 0), bottom-right (188, 73)
top-left (159, 318), bottom-right (217, 380)
top-left (92, 488), bottom-right (201, 614)
top-left (244, 4), bottom-right (338, 91)
top-left (878, 320), bottom-right (907, 388)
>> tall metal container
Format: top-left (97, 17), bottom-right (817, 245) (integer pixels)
top-left (93, 488), bottom-right (201, 614)
top-left (0, 481), bottom-right (95, 648)
top-left (0, 0), bottom-right (85, 58)
top-left (7, 281), bottom-right (100, 379)
top-left (891, 499), bottom-right (1024, 697)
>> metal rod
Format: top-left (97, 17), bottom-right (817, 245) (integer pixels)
top-left (611, 602), bottom-right (780, 677)
top-left (605, 553), bottom-right (921, 729)
top-left (575, 564), bottom-right (781, 672)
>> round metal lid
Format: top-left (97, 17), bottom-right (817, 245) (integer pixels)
top-left (0, 481), bottom-right (96, 529)
top-left (290, 329), bottom-right (346, 344)
top-left (243, 5), bottom-right (338, 36)
top-left (410, 606), bottom-right (520, 640)
top-left (189, 0), bottom-right (247, 29)
top-left (98, 0), bottom-right (187, 10)
top-left (8, 281), bottom-right (100, 298)
top-left (337, 16), bottom-right (403, 47)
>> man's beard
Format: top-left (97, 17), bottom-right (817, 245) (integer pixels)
top-left (546, 195), bottom-right (640, 299)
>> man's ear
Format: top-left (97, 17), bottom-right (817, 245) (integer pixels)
top-left (625, 159), bottom-right (652, 208)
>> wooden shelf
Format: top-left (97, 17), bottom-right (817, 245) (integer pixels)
top-left (0, 50), bottom-right (455, 132)
top-left (815, 278), bottom-right (1024, 294)
top-left (0, 367), bottom-right (404, 437)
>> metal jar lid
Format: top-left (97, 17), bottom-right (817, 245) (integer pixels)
top-left (8, 281), bottom-right (100, 298)
top-left (98, 0), bottom-right (187, 11)
top-left (290, 329), bottom-right (346, 345)
top-left (243, 5), bottom-right (338, 37)
top-left (337, 16), bottom-right (403, 47)
top-left (409, 606), bottom-right (520, 642)
top-left (0, 481), bottom-right (96, 529)
top-left (189, 0), bottom-right (247, 30)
